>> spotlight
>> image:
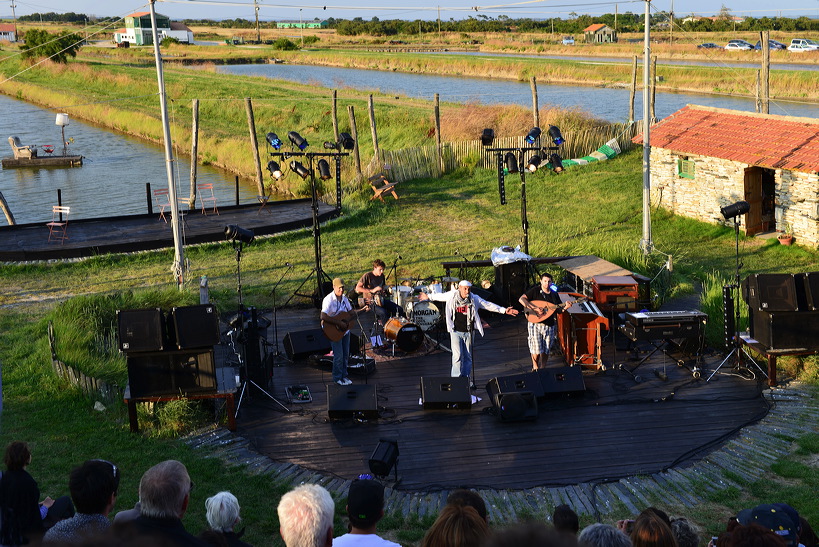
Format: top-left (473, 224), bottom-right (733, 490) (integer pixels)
top-left (504, 152), bottom-right (518, 174)
top-left (317, 159), bottom-right (332, 180)
top-left (266, 160), bottom-right (282, 180)
top-left (550, 153), bottom-right (564, 173)
top-left (527, 154), bottom-right (542, 173)
top-left (480, 128), bottom-right (495, 146)
top-left (721, 201), bottom-right (750, 220)
top-left (368, 438), bottom-right (399, 479)
top-left (265, 132), bottom-right (282, 150)
top-left (290, 160), bottom-right (310, 179)
top-left (288, 131), bottom-right (308, 150)
top-left (224, 224), bottom-right (255, 244)
top-left (323, 141), bottom-right (338, 149)
top-left (548, 125), bottom-right (564, 146)
top-left (525, 127), bottom-right (541, 144)
top-left (339, 132), bottom-right (355, 150)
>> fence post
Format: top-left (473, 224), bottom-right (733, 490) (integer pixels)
top-left (368, 94), bottom-right (380, 168)
top-left (332, 89), bottom-right (339, 142)
top-left (189, 98), bottom-right (199, 210)
top-left (629, 55), bottom-right (637, 123)
top-left (245, 97), bottom-right (265, 196)
top-left (530, 76), bottom-right (539, 129)
top-left (650, 56), bottom-right (657, 122)
top-left (434, 93), bottom-right (443, 175)
top-left (348, 105), bottom-right (362, 178)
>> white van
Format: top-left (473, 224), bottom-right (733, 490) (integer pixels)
top-left (788, 39), bottom-right (819, 52)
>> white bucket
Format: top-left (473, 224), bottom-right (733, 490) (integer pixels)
top-left (55, 113), bottom-right (70, 126)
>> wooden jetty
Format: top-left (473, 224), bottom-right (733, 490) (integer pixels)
top-left (1, 154), bottom-right (84, 168)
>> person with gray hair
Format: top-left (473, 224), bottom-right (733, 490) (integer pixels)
top-left (579, 523), bottom-right (634, 547)
top-left (200, 491), bottom-right (252, 547)
top-left (277, 484), bottom-right (334, 547)
top-left (670, 518), bottom-right (699, 547)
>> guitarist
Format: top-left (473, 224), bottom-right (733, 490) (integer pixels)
top-left (321, 278), bottom-right (368, 386)
top-left (519, 273), bottom-right (564, 371)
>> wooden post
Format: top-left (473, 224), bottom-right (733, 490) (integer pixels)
top-left (761, 31), bottom-right (770, 115)
top-left (629, 55), bottom-right (637, 123)
top-left (188, 98), bottom-right (199, 210)
top-left (434, 93), bottom-right (443, 175)
top-left (245, 97), bottom-right (265, 196)
top-left (650, 56), bottom-right (657, 122)
top-left (368, 94), bottom-right (380, 168)
top-left (755, 69), bottom-right (761, 113)
top-left (348, 105), bottom-right (362, 178)
top-left (146, 182), bottom-right (153, 215)
top-left (0, 191), bottom-right (16, 225)
top-left (530, 76), bottom-right (539, 129)
top-left (332, 89), bottom-right (339, 142)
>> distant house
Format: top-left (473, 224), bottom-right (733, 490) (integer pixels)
top-left (582, 23), bottom-right (617, 44)
top-left (0, 23), bottom-right (17, 42)
top-left (276, 20), bottom-right (328, 29)
top-left (634, 105), bottom-right (819, 247)
top-left (114, 12), bottom-right (194, 45)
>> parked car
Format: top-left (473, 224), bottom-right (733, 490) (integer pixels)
top-left (562, 36), bottom-right (575, 45)
top-left (754, 39), bottom-right (787, 50)
top-left (787, 38), bottom-right (819, 52)
top-left (697, 42), bottom-right (720, 49)
top-left (725, 39), bottom-right (753, 50)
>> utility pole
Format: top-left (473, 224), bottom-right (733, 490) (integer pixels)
top-left (254, 0), bottom-right (260, 43)
top-left (299, 8), bottom-right (303, 48)
top-left (669, 0), bottom-right (673, 44)
top-left (640, 0), bottom-right (653, 255)
top-left (10, 0), bottom-right (17, 40)
top-left (437, 5), bottom-right (441, 39)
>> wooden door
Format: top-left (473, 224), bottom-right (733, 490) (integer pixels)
top-left (744, 168), bottom-right (763, 235)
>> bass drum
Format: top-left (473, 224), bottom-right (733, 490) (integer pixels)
top-left (383, 317), bottom-right (424, 353)
top-left (407, 300), bottom-right (442, 331)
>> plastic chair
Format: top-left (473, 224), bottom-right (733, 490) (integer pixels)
top-left (197, 183), bottom-right (218, 215)
top-left (8, 136), bottom-right (37, 159)
top-left (153, 188), bottom-right (170, 222)
top-left (46, 206), bottom-right (70, 244)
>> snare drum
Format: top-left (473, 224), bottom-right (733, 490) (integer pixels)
top-left (383, 317), bottom-right (424, 353)
top-left (408, 300), bottom-right (442, 331)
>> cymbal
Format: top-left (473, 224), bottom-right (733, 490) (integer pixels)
top-left (441, 276), bottom-right (460, 282)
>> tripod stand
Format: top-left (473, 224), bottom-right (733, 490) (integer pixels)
top-left (268, 262), bottom-right (294, 363)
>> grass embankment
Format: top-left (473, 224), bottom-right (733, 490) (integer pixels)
top-left (2, 148), bottom-right (819, 545)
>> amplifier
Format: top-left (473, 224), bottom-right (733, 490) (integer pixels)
top-left (620, 319), bottom-right (705, 342)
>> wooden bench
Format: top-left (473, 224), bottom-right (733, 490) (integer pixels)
top-left (740, 334), bottom-right (819, 387)
top-left (124, 389), bottom-right (236, 433)
top-left (369, 174), bottom-right (399, 202)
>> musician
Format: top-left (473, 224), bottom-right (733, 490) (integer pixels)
top-left (355, 259), bottom-right (405, 323)
top-left (321, 278), bottom-right (366, 386)
top-left (519, 273), bottom-right (563, 370)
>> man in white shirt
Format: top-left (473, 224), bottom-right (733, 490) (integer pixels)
top-left (321, 278), bottom-right (368, 386)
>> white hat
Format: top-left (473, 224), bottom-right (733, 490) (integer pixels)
top-left (458, 280), bottom-right (472, 287)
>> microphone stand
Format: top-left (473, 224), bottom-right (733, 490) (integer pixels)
top-left (269, 262), bottom-right (294, 363)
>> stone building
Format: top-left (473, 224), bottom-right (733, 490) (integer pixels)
top-left (634, 105), bottom-right (819, 248)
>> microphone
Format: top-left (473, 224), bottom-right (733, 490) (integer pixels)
top-left (285, 262), bottom-right (292, 266)
top-left (454, 249), bottom-right (460, 256)
top-left (396, 254), bottom-right (402, 260)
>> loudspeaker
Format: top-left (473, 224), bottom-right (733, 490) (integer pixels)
top-left (742, 274), bottom-right (799, 311)
top-left (118, 308), bottom-right (166, 353)
top-left (751, 310), bottom-right (819, 351)
top-left (420, 376), bottom-right (471, 410)
top-left (494, 260), bottom-right (529, 308)
top-left (486, 376), bottom-right (538, 422)
top-left (171, 304), bottom-right (220, 349)
top-left (284, 328), bottom-right (331, 360)
top-left (538, 366), bottom-right (586, 397)
top-left (801, 272), bottom-right (819, 310)
top-left (486, 371), bottom-right (545, 400)
top-left (327, 384), bottom-right (378, 420)
top-left (126, 349), bottom-right (216, 398)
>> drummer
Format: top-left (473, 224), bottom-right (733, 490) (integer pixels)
top-left (355, 259), bottom-right (406, 324)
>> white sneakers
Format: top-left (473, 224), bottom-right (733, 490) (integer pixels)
top-left (335, 378), bottom-right (352, 386)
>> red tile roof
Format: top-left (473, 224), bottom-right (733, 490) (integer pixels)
top-left (583, 24), bottom-right (608, 32)
top-left (633, 105), bottom-right (819, 173)
top-left (0, 23), bottom-right (17, 32)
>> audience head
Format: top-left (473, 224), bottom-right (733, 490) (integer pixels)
top-left (486, 522), bottom-right (578, 547)
top-left (277, 484), bottom-right (334, 547)
top-left (421, 504), bottom-right (490, 547)
top-left (799, 517), bottom-right (818, 547)
top-left (553, 504), bottom-right (580, 535)
top-left (445, 489), bottom-right (488, 522)
top-left (749, 504), bottom-right (799, 547)
top-left (69, 459), bottom-right (121, 515)
top-left (730, 524), bottom-right (787, 547)
top-left (669, 518), bottom-right (698, 547)
top-left (579, 523), bottom-right (633, 547)
top-left (631, 508), bottom-right (678, 547)
top-left (346, 479), bottom-right (384, 530)
top-left (138, 460), bottom-right (192, 519)
top-left (4, 441), bottom-right (31, 471)
top-left (205, 491), bottom-right (241, 533)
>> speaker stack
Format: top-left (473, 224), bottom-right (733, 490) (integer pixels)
top-left (484, 366), bottom-right (586, 422)
top-left (743, 273), bottom-right (819, 351)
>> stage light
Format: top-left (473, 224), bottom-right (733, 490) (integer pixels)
top-left (288, 131), bottom-right (308, 150)
top-left (317, 159), bottom-right (332, 180)
top-left (550, 153), bottom-right (564, 173)
top-left (721, 201), bottom-right (750, 220)
top-left (290, 160), bottom-right (310, 179)
top-left (323, 141), bottom-right (337, 149)
top-left (480, 128), bottom-right (495, 146)
top-left (266, 132), bottom-right (282, 149)
top-left (266, 160), bottom-right (282, 180)
top-left (339, 132), bottom-right (355, 150)
top-left (368, 439), bottom-right (399, 478)
top-left (527, 154), bottom-right (542, 173)
top-left (224, 224), bottom-right (255, 244)
top-left (525, 127), bottom-right (541, 144)
top-left (504, 152), bottom-right (518, 174)
top-left (548, 125), bottom-right (564, 146)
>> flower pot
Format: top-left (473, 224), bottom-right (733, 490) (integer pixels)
top-left (778, 235), bottom-right (794, 246)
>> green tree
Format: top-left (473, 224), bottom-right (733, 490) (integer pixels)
top-left (20, 29), bottom-right (83, 63)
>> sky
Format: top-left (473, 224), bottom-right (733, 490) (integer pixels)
top-left (3, 0), bottom-right (818, 23)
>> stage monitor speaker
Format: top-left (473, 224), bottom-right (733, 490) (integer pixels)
top-left (486, 371), bottom-right (545, 400)
top-left (126, 349), bottom-right (217, 398)
top-left (118, 308), bottom-right (166, 353)
top-left (171, 304), bottom-right (220, 349)
top-left (538, 366), bottom-right (586, 397)
top-left (751, 310), bottom-right (819, 351)
top-left (327, 384), bottom-right (378, 421)
top-left (802, 272), bottom-right (819, 311)
top-left (494, 260), bottom-right (529, 308)
top-left (742, 274), bottom-right (799, 311)
top-left (485, 376), bottom-right (538, 422)
top-left (284, 328), bottom-right (332, 360)
top-left (420, 376), bottom-right (471, 410)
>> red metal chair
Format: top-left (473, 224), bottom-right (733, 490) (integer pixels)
top-left (197, 183), bottom-right (219, 215)
top-left (153, 188), bottom-right (170, 222)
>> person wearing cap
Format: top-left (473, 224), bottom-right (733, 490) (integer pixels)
top-left (519, 272), bottom-right (565, 370)
top-left (321, 278), bottom-right (369, 386)
top-left (333, 479), bottom-right (398, 547)
top-left (747, 504), bottom-right (799, 547)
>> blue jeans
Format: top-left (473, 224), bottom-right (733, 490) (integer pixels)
top-left (331, 332), bottom-right (350, 382)
top-left (449, 330), bottom-right (473, 378)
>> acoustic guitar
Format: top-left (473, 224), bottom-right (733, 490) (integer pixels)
top-left (321, 307), bottom-right (368, 342)
top-left (524, 297), bottom-right (588, 323)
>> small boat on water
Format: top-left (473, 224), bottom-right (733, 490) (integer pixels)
top-left (2, 113), bottom-right (83, 168)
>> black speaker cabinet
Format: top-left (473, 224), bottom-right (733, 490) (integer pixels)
top-left (327, 384), bottom-right (378, 420)
top-left (118, 308), bottom-right (166, 353)
top-left (802, 272), bottom-right (819, 310)
top-left (486, 376), bottom-right (538, 422)
top-left (494, 260), bottom-right (529, 308)
top-left (126, 349), bottom-right (217, 398)
top-left (743, 274), bottom-right (799, 311)
top-left (486, 371), bottom-right (545, 400)
top-left (420, 376), bottom-right (471, 410)
top-left (171, 304), bottom-right (220, 349)
top-left (538, 366), bottom-right (586, 397)
top-left (752, 310), bottom-right (819, 351)
top-left (284, 328), bottom-right (332, 360)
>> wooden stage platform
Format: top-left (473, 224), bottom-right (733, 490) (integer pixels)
top-left (233, 307), bottom-right (770, 492)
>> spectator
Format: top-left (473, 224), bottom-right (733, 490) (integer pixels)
top-left (799, 517), bottom-right (818, 547)
top-left (553, 505), bottom-right (580, 535)
top-left (485, 522), bottom-right (578, 547)
top-left (277, 484), bottom-right (334, 547)
top-left (730, 524), bottom-right (787, 547)
top-left (334, 479), bottom-right (398, 547)
top-left (630, 508), bottom-right (678, 547)
top-left (445, 489), bottom-right (487, 523)
top-left (669, 518), bottom-right (699, 547)
top-left (43, 459), bottom-right (120, 544)
top-left (749, 504), bottom-right (799, 547)
top-left (579, 523), bottom-right (633, 547)
top-left (420, 504), bottom-right (489, 547)
top-left (200, 491), bottom-right (252, 547)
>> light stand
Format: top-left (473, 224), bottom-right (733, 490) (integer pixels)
top-left (268, 262), bottom-right (294, 363)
